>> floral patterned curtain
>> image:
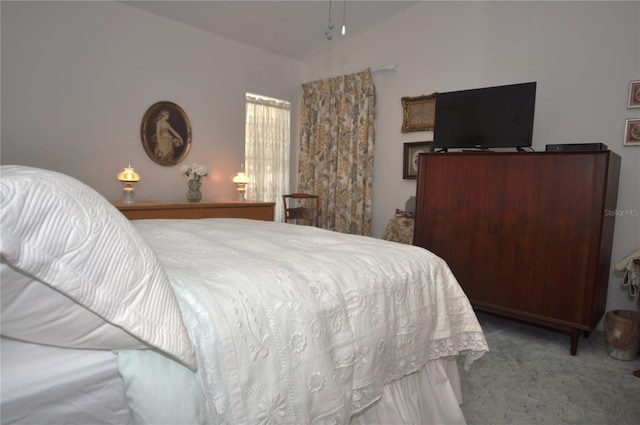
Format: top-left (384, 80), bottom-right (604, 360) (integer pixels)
top-left (298, 69), bottom-right (376, 235)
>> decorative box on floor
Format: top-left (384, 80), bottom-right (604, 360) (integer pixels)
top-left (604, 310), bottom-right (640, 361)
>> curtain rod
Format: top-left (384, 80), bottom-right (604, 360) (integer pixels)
top-left (371, 64), bottom-right (398, 72)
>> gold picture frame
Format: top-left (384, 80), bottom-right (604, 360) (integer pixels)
top-left (403, 141), bottom-right (432, 179)
top-left (401, 93), bottom-right (437, 133)
top-left (141, 101), bottom-right (192, 166)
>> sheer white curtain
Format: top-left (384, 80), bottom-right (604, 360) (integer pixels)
top-left (245, 94), bottom-right (290, 221)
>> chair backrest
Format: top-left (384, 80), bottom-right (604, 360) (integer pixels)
top-left (282, 193), bottom-right (320, 226)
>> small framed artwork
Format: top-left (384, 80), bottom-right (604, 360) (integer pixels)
top-left (401, 93), bottom-right (437, 133)
top-left (623, 118), bottom-right (640, 146)
top-left (141, 101), bottom-right (192, 166)
top-left (628, 80), bottom-right (640, 108)
top-left (403, 141), bottom-right (432, 179)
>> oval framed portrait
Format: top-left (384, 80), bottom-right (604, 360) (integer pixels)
top-left (140, 101), bottom-right (192, 166)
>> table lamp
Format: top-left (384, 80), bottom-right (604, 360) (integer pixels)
top-left (232, 168), bottom-right (250, 201)
top-left (117, 160), bottom-right (140, 204)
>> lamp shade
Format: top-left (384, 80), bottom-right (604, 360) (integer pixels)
top-left (117, 167), bottom-right (140, 183)
top-left (232, 172), bottom-right (250, 184)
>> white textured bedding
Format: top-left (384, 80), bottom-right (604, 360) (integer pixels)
top-left (1, 165), bottom-right (488, 424)
top-left (0, 165), bottom-right (195, 369)
top-left (133, 218), bottom-right (488, 424)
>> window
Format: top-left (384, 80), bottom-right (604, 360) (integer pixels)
top-left (245, 93), bottom-right (291, 221)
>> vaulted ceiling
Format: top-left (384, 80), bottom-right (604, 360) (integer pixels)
top-left (123, 1), bottom-right (419, 61)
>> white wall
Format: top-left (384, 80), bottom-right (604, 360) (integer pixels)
top-left (1, 1), bottom-right (303, 201)
top-left (303, 1), bottom-right (640, 322)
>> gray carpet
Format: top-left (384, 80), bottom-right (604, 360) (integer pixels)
top-left (458, 312), bottom-right (640, 425)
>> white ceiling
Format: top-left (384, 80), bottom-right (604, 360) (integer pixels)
top-left (123, 1), bottom-right (419, 61)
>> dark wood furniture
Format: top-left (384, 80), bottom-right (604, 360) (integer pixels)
top-left (282, 193), bottom-right (320, 226)
top-left (413, 151), bottom-right (621, 355)
top-left (113, 200), bottom-right (275, 221)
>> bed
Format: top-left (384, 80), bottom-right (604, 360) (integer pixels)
top-left (0, 165), bottom-right (488, 425)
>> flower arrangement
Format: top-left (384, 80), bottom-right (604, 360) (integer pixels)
top-left (181, 163), bottom-right (208, 181)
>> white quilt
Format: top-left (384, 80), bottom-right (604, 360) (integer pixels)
top-left (133, 218), bottom-right (488, 425)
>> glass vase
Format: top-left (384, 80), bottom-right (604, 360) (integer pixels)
top-left (186, 179), bottom-right (202, 203)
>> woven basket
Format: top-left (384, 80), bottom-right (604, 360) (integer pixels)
top-left (605, 310), bottom-right (640, 360)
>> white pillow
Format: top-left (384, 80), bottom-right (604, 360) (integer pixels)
top-left (0, 165), bottom-right (196, 370)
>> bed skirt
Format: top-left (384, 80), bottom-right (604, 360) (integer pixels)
top-left (2, 336), bottom-right (467, 425)
top-left (351, 357), bottom-right (466, 425)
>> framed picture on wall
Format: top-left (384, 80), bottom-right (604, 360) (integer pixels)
top-left (401, 93), bottom-right (437, 132)
top-left (628, 80), bottom-right (640, 108)
top-left (141, 101), bottom-right (192, 166)
top-left (623, 118), bottom-right (640, 146)
top-left (403, 141), bottom-right (432, 179)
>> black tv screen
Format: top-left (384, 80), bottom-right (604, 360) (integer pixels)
top-left (433, 82), bottom-right (536, 150)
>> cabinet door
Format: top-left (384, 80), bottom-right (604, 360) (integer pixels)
top-left (527, 154), bottom-right (604, 325)
top-left (414, 154), bottom-right (496, 302)
top-left (482, 156), bottom-right (542, 312)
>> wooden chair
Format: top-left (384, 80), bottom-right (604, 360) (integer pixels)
top-left (282, 193), bottom-right (320, 226)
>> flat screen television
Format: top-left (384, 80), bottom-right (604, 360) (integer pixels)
top-left (432, 82), bottom-right (536, 151)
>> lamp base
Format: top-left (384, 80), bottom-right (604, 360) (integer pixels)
top-left (122, 184), bottom-right (135, 204)
top-left (234, 183), bottom-right (247, 201)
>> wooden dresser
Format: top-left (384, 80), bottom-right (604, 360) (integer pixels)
top-left (413, 151), bottom-right (621, 355)
top-left (113, 200), bottom-right (275, 221)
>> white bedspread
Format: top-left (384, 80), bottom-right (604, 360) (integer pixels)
top-left (133, 219), bottom-right (488, 425)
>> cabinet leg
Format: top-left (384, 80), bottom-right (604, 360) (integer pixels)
top-left (570, 329), bottom-right (580, 355)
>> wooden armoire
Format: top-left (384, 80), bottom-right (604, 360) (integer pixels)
top-left (413, 151), bottom-right (621, 354)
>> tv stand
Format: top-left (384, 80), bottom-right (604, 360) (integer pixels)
top-left (413, 151), bottom-right (621, 355)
